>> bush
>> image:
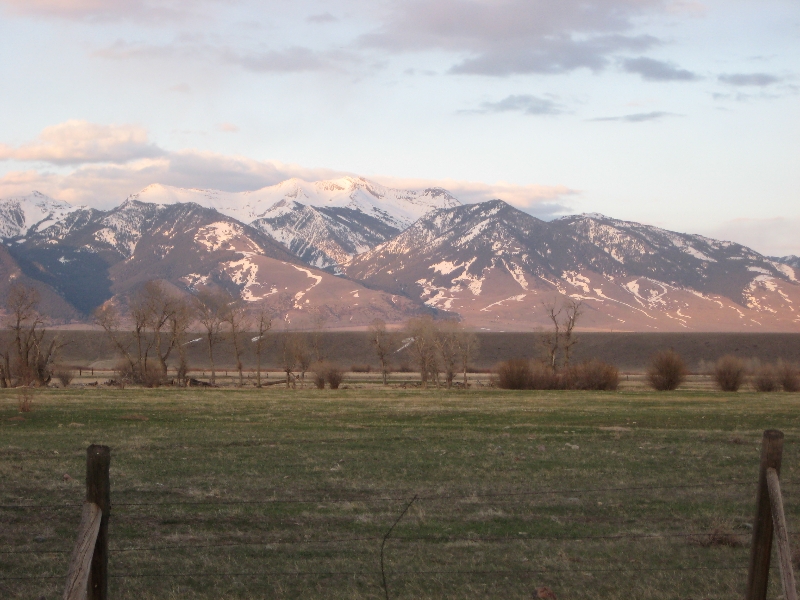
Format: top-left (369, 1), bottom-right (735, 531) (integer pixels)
top-left (647, 350), bottom-right (687, 391)
top-left (753, 364), bottom-right (779, 392)
top-left (350, 364), bottom-right (371, 373)
top-left (55, 368), bottom-right (75, 388)
top-left (566, 360), bottom-right (620, 391)
top-left (326, 366), bottom-right (344, 389)
top-left (313, 372), bottom-right (326, 389)
top-left (778, 362), bottom-right (800, 392)
top-left (713, 355), bottom-right (746, 392)
top-left (398, 363), bottom-right (413, 373)
top-left (495, 359), bottom-right (534, 390)
top-left (529, 362), bottom-right (562, 390)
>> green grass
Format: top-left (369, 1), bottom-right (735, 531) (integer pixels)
top-left (2, 387), bottom-right (799, 599)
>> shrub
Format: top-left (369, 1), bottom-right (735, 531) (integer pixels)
top-left (713, 355), bottom-right (746, 392)
top-left (778, 362), bottom-right (800, 392)
top-left (313, 372), bottom-right (326, 389)
top-left (753, 364), bottom-right (779, 392)
top-left (351, 364), bottom-right (372, 373)
top-left (55, 368), bottom-right (75, 388)
top-left (398, 363), bottom-right (413, 373)
top-left (325, 365), bottom-right (344, 389)
top-left (566, 360), bottom-right (620, 391)
top-left (529, 362), bottom-right (562, 390)
top-left (495, 359), bottom-right (534, 390)
top-left (647, 350), bottom-right (687, 391)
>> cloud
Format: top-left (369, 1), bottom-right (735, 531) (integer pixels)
top-left (718, 73), bottom-right (782, 87)
top-left (0, 121), bottom-right (577, 217)
top-left (590, 111), bottom-right (679, 122)
top-left (0, 0), bottom-right (218, 21)
top-left (168, 83), bottom-right (192, 93)
top-left (0, 153), bottom-right (346, 207)
top-left (359, 0), bottom-right (666, 76)
top-left (223, 46), bottom-right (333, 73)
top-left (307, 12), bottom-right (337, 24)
top-left (96, 39), bottom-right (340, 74)
top-left (374, 176), bottom-right (578, 218)
top-left (217, 122), bottom-right (239, 133)
top-left (0, 120), bottom-right (164, 165)
top-left (466, 94), bottom-right (564, 115)
top-left (621, 57), bottom-right (698, 81)
top-left (704, 216), bottom-right (800, 257)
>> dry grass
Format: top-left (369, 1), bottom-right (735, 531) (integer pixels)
top-left (2, 387), bottom-right (799, 599)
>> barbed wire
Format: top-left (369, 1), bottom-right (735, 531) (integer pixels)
top-left (1, 529), bottom-right (773, 556)
top-left (1, 478), bottom-right (778, 510)
top-left (0, 563), bottom-right (749, 582)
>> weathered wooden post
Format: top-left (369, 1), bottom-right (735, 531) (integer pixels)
top-left (86, 445), bottom-right (111, 600)
top-left (746, 430), bottom-right (784, 600)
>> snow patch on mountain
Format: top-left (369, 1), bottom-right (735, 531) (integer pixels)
top-left (0, 192), bottom-right (83, 238)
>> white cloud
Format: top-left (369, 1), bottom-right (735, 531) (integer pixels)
top-left (0, 120), bottom-right (163, 165)
top-left (373, 176), bottom-right (577, 218)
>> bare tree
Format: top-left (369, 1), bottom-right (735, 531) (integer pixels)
top-left (0, 284), bottom-right (60, 387)
top-left (280, 327), bottom-right (297, 388)
top-left (368, 318), bottom-right (393, 385)
top-left (405, 316), bottom-right (440, 388)
top-left (170, 299), bottom-right (194, 386)
top-left (294, 334), bottom-right (312, 386)
top-left (543, 301), bottom-right (562, 372)
top-left (94, 303), bottom-right (138, 378)
top-left (224, 295), bottom-right (249, 387)
top-left (195, 289), bottom-right (228, 384)
top-left (542, 297), bottom-right (583, 371)
top-left (456, 330), bottom-right (479, 386)
top-left (139, 281), bottom-right (180, 378)
top-left (561, 298), bottom-right (582, 367)
top-left (253, 304), bottom-right (273, 388)
top-left (435, 320), bottom-right (461, 388)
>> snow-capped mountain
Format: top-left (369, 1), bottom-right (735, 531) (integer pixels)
top-left (0, 192), bottom-right (84, 239)
top-left (130, 177), bottom-right (460, 230)
top-left (2, 197), bottom-right (423, 324)
top-left (773, 255), bottom-right (800, 270)
top-left (344, 201), bottom-right (800, 331)
top-left (1, 186), bottom-right (799, 331)
top-left (126, 177), bottom-right (460, 269)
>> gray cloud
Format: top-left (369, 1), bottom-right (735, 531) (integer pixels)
top-left (622, 57), bottom-right (698, 81)
top-left (468, 94), bottom-right (564, 115)
top-left (590, 111), bottom-right (679, 122)
top-left (451, 34), bottom-right (658, 76)
top-left (359, 0), bottom-right (666, 76)
top-left (718, 73), bottom-right (782, 87)
top-left (307, 12), bottom-right (337, 24)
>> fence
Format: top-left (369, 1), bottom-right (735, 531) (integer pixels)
top-left (0, 431), bottom-right (797, 599)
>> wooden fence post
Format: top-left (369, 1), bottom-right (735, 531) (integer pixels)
top-left (86, 445), bottom-right (111, 600)
top-left (766, 468), bottom-right (798, 600)
top-left (746, 429), bottom-right (784, 600)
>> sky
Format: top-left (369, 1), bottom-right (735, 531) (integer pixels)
top-left (0, 0), bottom-right (798, 256)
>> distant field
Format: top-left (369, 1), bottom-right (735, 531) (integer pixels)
top-left (32, 330), bottom-right (800, 372)
top-left (2, 387), bottom-right (800, 599)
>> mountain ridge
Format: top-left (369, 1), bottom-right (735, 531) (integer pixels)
top-left (1, 183), bottom-right (798, 331)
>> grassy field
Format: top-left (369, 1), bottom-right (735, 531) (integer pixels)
top-left (2, 387), bottom-right (800, 599)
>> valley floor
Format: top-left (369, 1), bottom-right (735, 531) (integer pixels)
top-left (2, 388), bottom-right (799, 599)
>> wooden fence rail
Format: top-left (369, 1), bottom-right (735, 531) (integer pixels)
top-left (746, 430), bottom-right (797, 600)
top-left (63, 445), bottom-right (110, 600)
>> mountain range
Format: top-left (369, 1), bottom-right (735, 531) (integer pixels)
top-left (0, 177), bottom-right (797, 331)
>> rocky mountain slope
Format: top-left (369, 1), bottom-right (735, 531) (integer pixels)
top-left (344, 201), bottom-right (800, 331)
top-left (1, 185), bottom-right (798, 332)
top-left (1, 198), bottom-right (423, 325)
top-left (128, 177), bottom-right (460, 270)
